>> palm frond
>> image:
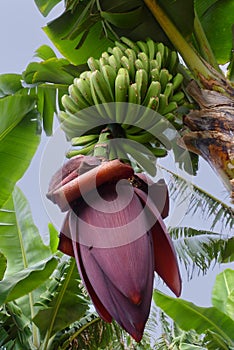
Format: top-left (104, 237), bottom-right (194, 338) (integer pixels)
top-left (158, 165), bottom-right (234, 232)
top-left (0, 302), bottom-right (32, 350)
top-left (170, 226), bottom-right (231, 278)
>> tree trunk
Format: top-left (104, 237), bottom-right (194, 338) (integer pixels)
top-left (179, 81), bottom-right (234, 202)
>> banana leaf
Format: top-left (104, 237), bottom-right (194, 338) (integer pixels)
top-left (0, 94), bottom-right (40, 209)
top-left (0, 186), bottom-right (58, 304)
top-left (212, 269), bottom-right (234, 320)
top-left (154, 290), bottom-right (234, 347)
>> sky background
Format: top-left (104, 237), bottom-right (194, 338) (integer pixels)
top-left (0, 0), bottom-right (233, 308)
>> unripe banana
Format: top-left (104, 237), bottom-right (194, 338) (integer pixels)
top-left (143, 80), bottom-right (161, 106)
top-left (62, 37), bottom-right (185, 150)
top-left (159, 69), bottom-right (171, 91)
top-left (87, 57), bottom-right (100, 71)
top-left (74, 78), bottom-right (93, 105)
top-left (71, 134), bottom-right (98, 146)
top-left (115, 68), bottom-right (130, 123)
top-left (137, 40), bottom-right (149, 56)
top-left (68, 85), bottom-right (90, 110)
top-left (126, 130), bottom-right (154, 143)
top-left (62, 95), bottom-right (80, 114)
top-left (120, 36), bottom-right (139, 53)
top-left (146, 38), bottom-right (156, 60)
top-left (170, 91), bottom-right (185, 104)
top-left (137, 52), bottom-right (149, 73)
top-left (172, 72), bottom-right (184, 90)
top-left (66, 141), bottom-right (96, 158)
top-left (108, 54), bottom-right (121, 71)
top-left (128, 83), bottom-right (140, 104)
top-left (135, 69), bottom-right (148, 102)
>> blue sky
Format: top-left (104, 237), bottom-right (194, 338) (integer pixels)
top-left (1, 0), bottom-right (233, 308)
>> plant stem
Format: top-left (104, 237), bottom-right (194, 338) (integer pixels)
top-left (193, 9), bottom-right (221, 73)
top-left (29, 292), bottom-right (40, 348)
top-left (143, 0), bottom-right (215, 81)
top-left (41, 259), bottom-right (76, 350)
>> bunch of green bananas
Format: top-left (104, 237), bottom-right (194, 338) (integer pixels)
top-left (60, 37), bottom-right (186, 174)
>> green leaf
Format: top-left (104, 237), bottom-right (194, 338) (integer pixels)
top-left (34, 0), bottom-right (62, 17)
top-left (33, 259), bottom-right (88, 340)
top-left (153, 290), bottom-right (234, 346)
top-left (0, 302), bottom-right (32, 349)
top-left (37, 86), bottom-right (56, 135)
top-left (0, 94), bottom-right (35, 141)
top-left (100, 6), bottom-right (143, 29)
top-left (0, 74), bottom-right (23, 97)
top-left (195, 0), bottom-right (234, 64)
top-left (180, 344), bottom-right (206, 350)
top-left (23, 58), bottom-right (75, 85)
top-left (212, 269), bottom-right (234, 320)
top-left (0, 253), bottom-right (7, 280)
top-left (0, 99), bottom-right (40, 208)
top-left (0, 257), bottom-right (57, 305)
top-left (34, 45), bottom-right (57, 60)
top-left (0, 186), bottom-right (53, 276)
top-left (48, 223), bottom-right (59, 254)
top-left (43, 5), bottom-right (113, 65)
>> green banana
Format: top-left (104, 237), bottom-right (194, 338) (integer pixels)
top-left (162, 101), bottom-right (178, 115)
top-left (137, 52), bottom-right (149, 73)
top-left (114, 40), bottom-right (128, 52)
top-left (164, 83), bottom-right (174, 100)
top-left (115, 68), bottom-right (130, 123)
top-left (74, 78), bottom-right (93, 105)
top-left (172, 72), bottom-right (184, 90)
top-left (159, 69), bottom-right (171, 91)
top-left (147, 146), bottom-right (167, 157)
top-left (66, 141), bottom-right (96, 158)
top-left (150, 59), bottom-right (160, 70)
top-left (168, 50), bottom-right (179, 72)
top-left (101, 51), bottom-right (110, 61)
top-left (62, 94), bottom-right (80, 114)
top-left (87, 57), bottom-right (100, 71)
top-left (142, 80), bottom-right (161, 106)
top-left (108, 54), bottom-right (121, 71)
top-left (137, 40), bottom-right (149, 56)
top-left (125, 130), bottom-right (154, 143)
top-left (157, 94), bottom-right (168, 114)
top-left (115, 68), bottom-right (130, 102)
top-left (135, 69), bottom-right (148, 102)
top-left (146, 38), bottom-right (156, 60)
top-left (68, 84), bottom-right (91, 110)
top-left (99, 64), bottom-right (116, 100)
top-left (156, 51), bottom-right (162, 70)
top-left (123, 49), bottom-right (136, 79)
top-left (112, 46), bottom-right (124, 63)
top-left (128, 83), bottom-right (140, 104)
top-left (120, 36), bottom-right (139, 53)
top-left (90, 70), bottom-right (113, 104)
top-left (151, 67), bottom-right (160, 82)
top-left (135, 59), bottom-right (144, 70)
top-left (170, 91), bottom-right (185, 104)
top-left (71, 134), bottom-right (99, 146)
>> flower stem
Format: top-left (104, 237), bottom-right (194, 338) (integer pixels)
top-left (143, 0), bottom-right (211, 77)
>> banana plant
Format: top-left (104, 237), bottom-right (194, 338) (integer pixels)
top-left (154, 268), bottom-right (234, 349)
top-left (33, 0), bottom-right (234, 201)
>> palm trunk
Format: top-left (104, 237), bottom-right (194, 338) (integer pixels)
top-left (179, 81), bottom-right (234, 201)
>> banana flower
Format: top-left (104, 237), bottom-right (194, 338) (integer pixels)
top-left (47, 155), bottom-right (181, 342)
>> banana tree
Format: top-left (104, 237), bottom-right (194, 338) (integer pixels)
top-left (32, 0), bottom-right (234, 200)
top-left (1, 0), bottom-right (234, 346)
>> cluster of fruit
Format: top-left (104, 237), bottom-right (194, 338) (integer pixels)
top-left (60, 37), bottom-right (186, 173)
